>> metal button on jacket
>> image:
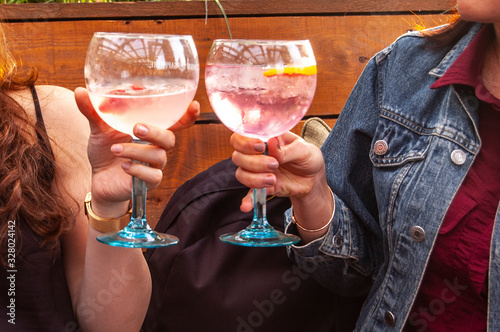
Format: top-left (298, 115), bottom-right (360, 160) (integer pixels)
top-left (384, 311), bottom-right (396, 327)
top-left (451, 149), bottom-right (466, 165)
top-left (410, 226), bottom-right (425, 242)
top-left (374, 140), bottom-right (388, 155)
top-left (332, 234), bottom-right (344, 249)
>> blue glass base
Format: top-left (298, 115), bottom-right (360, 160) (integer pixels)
top-left (220, 228), bottom-right (300, 247)
top-left (97, 228), bottom-right (179, 248)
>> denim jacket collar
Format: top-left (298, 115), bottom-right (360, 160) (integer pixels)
top-left (429, 23), bottom-right (484, 78)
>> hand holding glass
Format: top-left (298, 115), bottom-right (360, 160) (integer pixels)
top-left (85, 32), bottom-right (199, 248)
top-left (205, 39), bottom-right (317, 247)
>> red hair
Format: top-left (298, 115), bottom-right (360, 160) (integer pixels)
top-left (0, 25), bottom-right (75, 265)
top-left (416, 5), bottom-right (478, 50)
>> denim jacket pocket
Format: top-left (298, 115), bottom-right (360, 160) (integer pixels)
top-left (369, 113), bottom-right (432, 167)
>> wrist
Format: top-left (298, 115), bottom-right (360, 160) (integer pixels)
top-left (84, 192), bottom-right (131, 233)
top-left (89, 190), bottom-right (131, 218)
top-left (290, 181), bottom-right (334, 240)
top-left (290, 178), bottom-right (331, 213)
top-left (292, 186), bottom-right (335, 233)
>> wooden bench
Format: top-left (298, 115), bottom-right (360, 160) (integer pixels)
top-left (2, 0), bottom-right (451, 227)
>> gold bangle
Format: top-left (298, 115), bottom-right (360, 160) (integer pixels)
top-left (84, 192), bottom-right (131, 233)
top-left (291, 187), bottom-right (335, 233)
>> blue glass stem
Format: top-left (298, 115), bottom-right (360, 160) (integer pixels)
top-left (246, 142), bottom-right (274, 235)
top-left (127, 169), bottom-right (150, 231)
top-left (252, 187), bottom-right (271, 230)
top-left (126, 139), bottom-right (151, 231)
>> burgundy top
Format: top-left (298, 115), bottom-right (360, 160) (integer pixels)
top-left (0, 86), bottom-right (77, 330)
top-left (406, 25), bottom-right (500, 331)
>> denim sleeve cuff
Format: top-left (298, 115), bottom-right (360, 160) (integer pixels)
top-left (284, 206), bottom-right (330, 258)
top-left (284, 194), bottom-right (356, 261)
top-left (284, 194), bottom-right (373, 288)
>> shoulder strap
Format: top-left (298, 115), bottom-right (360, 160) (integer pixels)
top-left (30, 85), bottom-right (43, 126)
top-left (30, 85), bottom-right (56, 181)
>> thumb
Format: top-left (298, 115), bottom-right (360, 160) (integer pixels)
top-left (74, 87), bottom-right (113, 134)
top-left (268, 131), bottom-right (319, 169)
top-left (266, 132), bottom-right (299, 161)
top-left (240, 189), bottom-right (254, 213)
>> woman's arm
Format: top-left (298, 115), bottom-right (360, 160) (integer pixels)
top-left (230, 57), bottom-right (382, 297)
top-left (42, 85), bottom-right (199, 331)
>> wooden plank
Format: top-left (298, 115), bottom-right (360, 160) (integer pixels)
top-left (1, 0), bottom-right (453, 21)
top-left (5, 14), bottom-right (448, 119)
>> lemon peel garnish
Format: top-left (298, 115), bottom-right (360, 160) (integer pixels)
top-left (263, 65), bottom-right (317, 77)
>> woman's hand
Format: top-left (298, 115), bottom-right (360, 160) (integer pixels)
top-left (232, 132), bottom-right (334, 242)
top-left (74, 87), bottom-right (200, 215)
top-left (230, 132), bottom-right (326, 212)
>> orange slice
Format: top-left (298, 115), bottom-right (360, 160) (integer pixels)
top-left (263, 65), bottom-right (317, 77)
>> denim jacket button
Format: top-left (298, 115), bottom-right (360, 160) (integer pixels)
top-left (410, 226), bottom-right (425, 242)
top-left (373, 140), bottom-right (388, 155)
top-left (451, 149), bottom-right (466, 165)
top-left (384, 311), bottom-right (396, 327)
top-left (332, 235), bottom-right (344, 249)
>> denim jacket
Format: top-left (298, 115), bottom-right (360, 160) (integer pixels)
top-left (286, 23), bottom-right (500, 331)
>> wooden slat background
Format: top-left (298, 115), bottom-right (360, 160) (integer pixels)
top-left (2, 1), bottom-right (453, 225)
top-left (0, 0), bottom-right (454, 19)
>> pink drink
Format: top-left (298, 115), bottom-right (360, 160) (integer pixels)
top-left (205, 65), bottom-right (316, 141)
top-left (89, 82), bottom-right (197, 138)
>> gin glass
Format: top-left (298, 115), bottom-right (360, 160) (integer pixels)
top-left (205, 39), bottom-right (317, 247)
top-left (85, 32), bottom-right (199, 248)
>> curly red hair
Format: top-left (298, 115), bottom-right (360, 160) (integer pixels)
top-left (0, 24), bottom-right (75, 266)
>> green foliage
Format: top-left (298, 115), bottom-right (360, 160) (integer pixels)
top-left (211, 0), bottom-right (232, 39)
top-left (3, 0), bottom-right (232, 38)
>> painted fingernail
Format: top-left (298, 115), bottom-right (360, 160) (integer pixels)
top-left (122, 161), bottom-right (131, 170)
top-left (111, 144), bottom-right (123, 153)
top-left (264, 175), bottom-right (275, 186)
top-left (135, 124), bottom-right (149, 137)
top-left (268, 160), bottom-right (279, 170)
top-left (254, 143), bottom-right (266, 152)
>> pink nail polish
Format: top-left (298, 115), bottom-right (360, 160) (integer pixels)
top-left (122, 161), bottom-right (131, 170)
top-left (111, 144), bottom-right (123, 153)
top-left (268, 161), bottom-right (279, 170)
top-left (254, 143), bottom-right (266, 152)
top-left (264, 175), bottom-right (275, 186)
top-left (135, 124), bottom-right (149, 137)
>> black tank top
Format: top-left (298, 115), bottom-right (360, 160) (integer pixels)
top-left (0, 86), bottom-right (77, 330)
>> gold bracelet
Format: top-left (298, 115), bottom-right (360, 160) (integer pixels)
top-left (84, 192), bottom-right (131, 233)
top-left (291, 187), bottom-right (335, 233)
